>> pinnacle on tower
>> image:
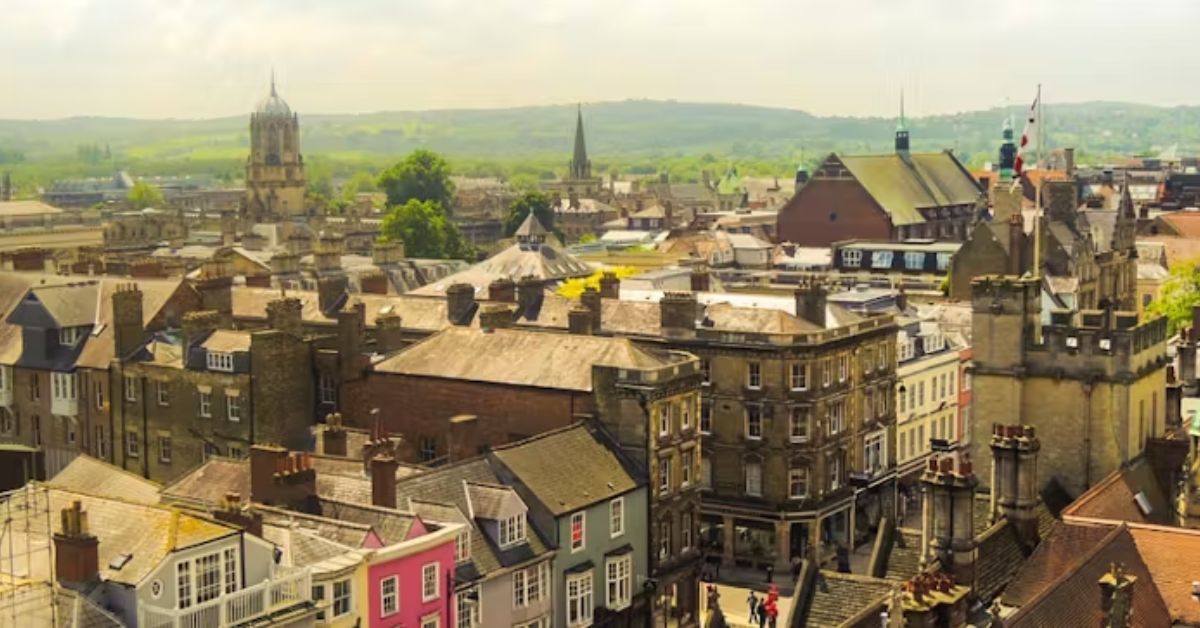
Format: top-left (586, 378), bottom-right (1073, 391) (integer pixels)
top-left (270, 68), bottom-right (277, 97)
top-left (895, 89), bottom-right (910, 154)
top-left (999, 116), bottom-right (1017, 182)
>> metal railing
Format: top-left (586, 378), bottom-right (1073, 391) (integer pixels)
top-left (140, 568), bottom-right (311, 628)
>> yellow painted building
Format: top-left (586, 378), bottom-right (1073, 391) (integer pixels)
top-left (895, 322), bottom-right (962, 482)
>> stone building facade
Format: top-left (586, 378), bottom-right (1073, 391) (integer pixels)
top-left (968, 275), bottom-right (1168, 498)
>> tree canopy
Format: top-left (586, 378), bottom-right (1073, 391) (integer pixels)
top-left (1147, 258), bottom-right (1200, 334)
top-left (377, 149), bottom-right (455, 210)
top-left (503, 191), bottom-right (556, 237)
top-left (379, 199), bottom-right (473, 260)
top-left (127, 180), bottom-right (164, 209)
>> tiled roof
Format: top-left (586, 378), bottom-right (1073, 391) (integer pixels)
top-left (372, 326), bottom-right (684, 392)
top-left (884, 528), bottom-right (924, 581)
top-left (806, 571), bottom-right (892, 627)
top-left (1128, 525), bottom-right (1200, 625)
top-left (838, 152), bottom-right (982, 226)
top-left (1002, 521), bottom-right (1114, 607)
top-left (974, 520), bottom-right (1027, 602)
top-left (24, 282), bottom-right (100, 328)
top-left (1062, 461), bottom-right (1172, 525)
top-left (464, 482), bottom-right (518, 520)
top-left (410, 239), bottom-right (592, 295)
top-left (254, 504), bottom-right (375, 549)
top-left (201, 329), bottom-right (252, 353)
top-left (491, 423), bottom-right (638, 516)
top-left (232, 287), bottom-right (456, 332)
top-left (1157, 211), bottom-right (1200, 238)
top-left (262, 523), bottom-right (355, 568)
top-left (1005, 525), bottom-right (1171, 628)
top-left (48, 455), bottom-right (162, 505)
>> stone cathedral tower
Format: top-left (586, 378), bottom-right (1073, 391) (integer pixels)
top-left (246, 74), bottom-right (306, 219)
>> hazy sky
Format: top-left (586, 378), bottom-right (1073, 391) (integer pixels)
top-left (3, 0), bottom-right (1198, 120)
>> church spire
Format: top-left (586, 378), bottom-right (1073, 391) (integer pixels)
top-left (270, 68), bottom-right (277, 97)
top-left (570, 104), bottom-right (591, 180)
top-left (895, 89), bottom-right (910, 155)
top-left (999, 116), bottom-right (1017, 182)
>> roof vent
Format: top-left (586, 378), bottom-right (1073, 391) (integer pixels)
top-left (1133, 491), bottom-right (1152, 516)
top-left (109, 553), bottom-right (133, 570)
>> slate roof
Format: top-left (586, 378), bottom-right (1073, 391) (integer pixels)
top-left (491, 423), bottom-right (639, 516)
top-left (1061, 461), bottom-right (1172, 525)
top-left (373, 326), bottom-right (685, 392)
top-left (48, 455), bottom-right (162, 506)
top-left (201, 329), bottom-right (252, 353)
top-left (464, 482), bottom-right (518, 520)
top-left (838, 152), bottom-right (982, 226)
top-left (806, 571), bottom-right (892, 627)
top-left (254, 504), bottom-right (375, 549)
top-left (410, 238), bottom-right (592, 295)
top-left (1005, 525), bottom-right (1171, 628)
top-left (884, 528), bottom-right (924, 581)
top-left (514, 213), bottom-right (549, 238)
top-left (232, 287), bottom-right (456, 332)
top-left (14, 485), bottom-right (236, 586)
top-left (392, 458), bottom-right (551, 579)
top-left (262, 523), bottom-right (355, 568)
top-left (313, 498), bottom-right (416, 546)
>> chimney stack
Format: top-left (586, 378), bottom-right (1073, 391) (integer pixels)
top-left (921, 450), bottom-right (977, 586)
top-left (181, 310), bottom-right (221, 352)
top-left (375, 310), bottom-right (405, 353)
top-left (322, 413), bottom-right (348, 457)
top-left (370, 454), bottom-right (399, 509)
top-left (195, 261), bottom-right (234, 324)
top-left (211, 492), bottom-right (263, 538)
top-left (112, 283), bottom-right (145, 359)
top-left (479, 303), bottom-right (515, 332)
top-left (359, 271), bottom-right (389, 295)
top-left (266, 297), bottom-right (303, 339)
top-left (989, 424), bottom-right (1042, 548)
top-left (794, 276), bottom-right (828, 328)
top-left (580, 286), bottom-right (602, 330)
top-left (517, 276), bottom-right (545, 318)
top-left (598, 272), bottom-right (620, 299)
top-left (317, 276), bottom-right (349, 315)
top-left (690, 267), bottom-right (711, 293)
top-left (249, 446), bottom-right (317, 512)
top-left (54, 500), bottom-right (99, 585)
top-left (1099, 563), bottom-right (1136, 628)
top-left (487, 277), bottom-right (516, 303)
top-left (1008, 212), bottom-right (1025, 276)
top-left (446, 283), bottom-right (477, 326)
top-left (659, 292), bottom-right (698, 339)
top-left (337, 301), bottom-right (366, 381)
top-left (568, 303), bottom-right (595, 335)
top-left (372, 240), bottom-right (404, 266)
top-left (1063, 147), bottom-right (1076, 176)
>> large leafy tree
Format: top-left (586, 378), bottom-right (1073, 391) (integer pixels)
top-left (379, 199), bottom-right (473, 260)
top-left (503, 191), bottom-right (556, 237)
top-left (1147, 258), bottom-right (1200, 334)
top-left (377, 149), bottom-right (456, 210)
top-left (127, 180), bottom-right (164, 209)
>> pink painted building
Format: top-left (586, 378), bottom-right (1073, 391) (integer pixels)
top-left (366, 517), bottom-right (460, 628)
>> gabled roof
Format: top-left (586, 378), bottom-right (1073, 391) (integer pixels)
top-left (1005, 525), bottom-right (1171, 628)
top-left (1061, 460), bottom-right (1172, 525)
top-left (48, 455), bottom-right (162, 506)
top-left (836, 152), bottom-right (982, 225)
top-left (372, 326), bottom-right (685, 392)
top-left (10, 281), bottom-right (100, 328)
top-left (1128, 525), bottom-right (1200, 625)
top-left (491, 423), bottom-right (639, 516)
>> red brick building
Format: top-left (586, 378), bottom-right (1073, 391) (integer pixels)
top-left (777, 127), bottom-right (984, 247)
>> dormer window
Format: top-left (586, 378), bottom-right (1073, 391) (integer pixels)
top-left (58, 327), bottom-right (84, 347)
top-left (207, 352), bottom-right (234, 372)
top-left (498, 514), bottom-right (526, 548)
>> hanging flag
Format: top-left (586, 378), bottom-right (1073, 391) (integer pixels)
top-left (1013, 93), bottom-right (1039, 177)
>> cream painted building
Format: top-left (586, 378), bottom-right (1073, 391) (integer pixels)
top-left (895, 319), bottom-right (963, 487)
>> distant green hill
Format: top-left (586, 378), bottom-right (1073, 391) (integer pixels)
top-left (0, 100), bottom-right (1196, 189)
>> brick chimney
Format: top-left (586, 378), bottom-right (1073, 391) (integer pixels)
top-left (517, 276), bottom-right (545, 318)
top-left (211, 492), bottom-right (263, 538)
top-left (447, 415), bottom-right (479, 463)
top-left (580, 286), bottom-right (602, 330)
top-left (249, 446), bottom-right (316, 512)
top-left (568, 303), bottom-right (595, 335)
top-left (690, 267), bottom-right (711, 292)
top-left (270, 251), bottom-right (300, 276)
top-left (322, 413), bottom-right (348, 457)
top-left (989, 424), bottom-right (1042, 548)
top-left (479, 303), bottom-right (515, 332)
top-left (921, 451), bottom-right (977, 587)
top-left (1063, 147), bottom-right (1076, 176)
top-left (314, 233), bottom-right (344, 273)
top-left (54, 500), bottom-right (99, 585)
top-left (446, 283), bottom-right (477, 326)
top-left (360, 271), bottom-right (389, 295)
top-left (112, 283), bottom-right (145, 359)
top-left (372, 240), bottom-right (404, 266)
top-left (370, 454), bottom-right (399, 509)
top-left (361, 409), bottom-right (398, 475)
top-left (1008, 212), bottom-right (1025, 276)
top-left (375, 311), bottom-right (405, 353)
top-left (487, 277), bottom-right (516, 303)
top-left (660, 292), bottom-right (698, 339)
top-left (1099, 563), bottom-right (1136, 628)
top-left (317, 276), bottom-right (349, 315)
top-left (337, 301), bottom-right (366, 381)
top-left (794, 276), bottom-right (827, 328)
top-left (266, 297), bottom-right (303, 339)
top-left (598, 272), bottom-right (620, 299)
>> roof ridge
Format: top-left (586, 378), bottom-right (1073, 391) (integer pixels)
top-left (253, 503), bottom-right (375, 530)
top-left (319, 494), bottom-right (417, 518)
top-left (489, 421), bottom-right (589, 453)
top-left (1061, 467), bottom-right (1128, 516)
top-left (54, 454), bottom-right (164, 490)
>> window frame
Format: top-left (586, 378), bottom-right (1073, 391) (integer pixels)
top-left (747, 361), bottom-right (762, 390)
top-left (421, 562), bottom-right (439, 602)
top-left (566, 571), bottom-right (594, 627)
top-left (745, 405), bottom-right (763, 440)
top-left (158, 435), bottom-right (171, 463)
top-left (744, 459), bottom-right (763, 497)
top-left (380, 575), bottom-right (399, 616)
top-left (789, 467), bottom-right (809, 499)
top-left (609, 497), bottom-right (624, 538)
top-left (789, 363), bottom-right (808, 391)
top-left (606, 554), bottom-right (633, 611)
top-left (570, 511), bottom-right (586, 553)
top-left (226, 393), bottom-right (241, 422)
top-left (206, 351), bottom-right (235, 372)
